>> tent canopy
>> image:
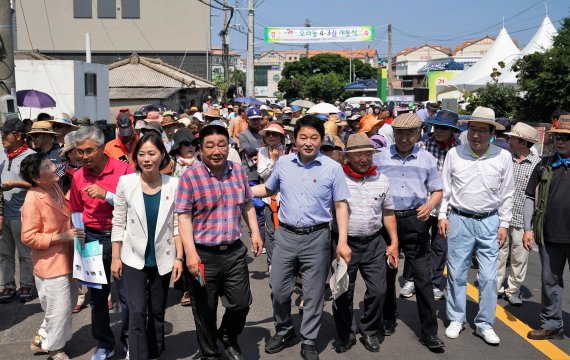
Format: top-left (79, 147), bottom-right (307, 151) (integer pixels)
top-left (437, 27), bottom-right (520, 94)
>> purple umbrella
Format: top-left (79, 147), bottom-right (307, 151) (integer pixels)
top-left (16, 89), bottom-right (56, 108)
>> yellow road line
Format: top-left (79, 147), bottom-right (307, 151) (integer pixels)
top-left (465, 282), bottom-right (570, 360)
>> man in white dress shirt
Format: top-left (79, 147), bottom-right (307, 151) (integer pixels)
top-left (438, 107), bottom-right (515, 345)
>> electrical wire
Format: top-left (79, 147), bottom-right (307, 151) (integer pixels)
top-left (42, 0), bottom-right (56, 50)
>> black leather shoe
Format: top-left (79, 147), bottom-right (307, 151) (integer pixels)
top-left (264, 330), bottom-right (295, 354)
top-left (223, 345), bottom-right (243, 360)
top-left (334, 338), bottom-right (356, 353)
top-left (383, 320), bottom-right (396, 336)
top-left (420, 335), bottom-right (445, 349)
top-left (300, 344), bottom-right (319, 360)
top-left (360, 334), bottom-right (380, 352)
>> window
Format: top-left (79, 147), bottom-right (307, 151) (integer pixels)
top-left (97, 0), bottom-right (116, 18)
top-left (121, 0), bottom-right (140, 19)
top-left (85, 73), bottom-right (97, 96)
top-left (74, 0), bottom-right (92, 18)
top-left (254, 66), bottom-right (271, 86)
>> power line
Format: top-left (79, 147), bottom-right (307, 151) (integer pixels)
top-left (42, 0), bottom-right (55, 50)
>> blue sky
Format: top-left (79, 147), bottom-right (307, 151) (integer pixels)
top-left (208, 0), bottom-right (569, 58)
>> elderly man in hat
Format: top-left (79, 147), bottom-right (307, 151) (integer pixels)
top-left (161, 112), bottom-right (178, 151)
top-left (495, 122), bottom-right (542, 306)
top-left (373, 113), bottom-right (445, 350)
top-left (104, 113), bottom-right (138, 166)
top-left (0, 118), bottom-right (36, 303)
top-left (332, 133), bottom-right (398, 354)
top-left (423, 110), bottom-right (465, 300)
top-left (438, 106), bottom-right (514, 345)
top-left (48, 113), bottom-right (79, 147)
top-left (203, 108), bottom-right (222, 126)
top-left (523, 114), bottom-right (570, 340)
top-left (28, 121), bottom-right (63, 165)
top-left (252, 115), bottom-right (351, 360)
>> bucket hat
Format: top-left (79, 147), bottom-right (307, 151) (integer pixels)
top-left (345, 133), bottom-right (376, 153)
top-left (426, 110), bottom-right (466, 132)
top-left (49, 112), bottom-right (79, 129)
top-left (505, 122), bottom-right (541, 143)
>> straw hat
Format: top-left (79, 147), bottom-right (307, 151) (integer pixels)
top-left (504, 122), bottom-right (541, 143)
top-left (204, 108), bottom-right (221, 119)
top-left (549, 115), bottom-right (570, 134)
top-left (49, 112), bottom-right (79, 129)
top-left (259, 123), bottom-right (285, 137)
top-left (392, 113), bottom-right (422, 129)
top-left (461, 106), bottom-right (505, 131)
top-left (146, 111), bottom-right (163, 123)
top-left (345, 133), bottom-right (376, 153)
top-left (28, 121), bottom-right (60, 135)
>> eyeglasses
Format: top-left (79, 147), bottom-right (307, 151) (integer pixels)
top-left (265, 132), bottom-right (281, 137)
top-left (76, 145), bottom-right (101, 157)
top-left (554, 134), bottom-right (570, 142)
top-left (468, 127), bottom-right (490, 136)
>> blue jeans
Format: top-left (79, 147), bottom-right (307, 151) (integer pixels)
top-left (85, 230), bottom-right (129, 350)
top-left (446, 212), bottom-right (499, 331)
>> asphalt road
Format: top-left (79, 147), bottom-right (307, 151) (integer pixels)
top-left (0, 241), bottom-right (568, 360)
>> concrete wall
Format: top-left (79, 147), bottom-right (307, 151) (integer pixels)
top-left (455, 38), bottom-right (495, 57)
top-left (16, 60), bottom-right (109, 120)
top-left (16, 0), bottom-right (209, 52)
top-left (397, 46), bottom-right (449, 62)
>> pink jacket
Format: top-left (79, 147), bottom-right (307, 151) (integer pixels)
top-left (21, 186), bottom-right (73, 279)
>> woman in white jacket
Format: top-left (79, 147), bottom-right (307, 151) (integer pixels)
top-left (111, 132), bottom-right (183, 360)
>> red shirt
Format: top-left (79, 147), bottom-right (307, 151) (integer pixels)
top-left (70, 156), bottom-right (133, 230)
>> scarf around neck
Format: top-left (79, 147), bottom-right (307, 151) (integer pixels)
top-left (342, 163), bottom-right (377, 180)
top-left (7, 143), bottom-right (28, 160)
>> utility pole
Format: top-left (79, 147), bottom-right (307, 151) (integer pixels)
top-left (349, 50), bottom-right (352, 83)
top-left (304, 18), bottom-right (310, 58)
top-left (387, 23), bottom-right (393, 96)
top-left (222, 0), bottom-right (229, 82)
top-left (246, 0), bottom-right (254, 97)
top-left (0, 0), bottom-right (15, 98)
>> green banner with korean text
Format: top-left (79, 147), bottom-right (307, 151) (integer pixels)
top-left (264, 26), bottom-right (374, 43)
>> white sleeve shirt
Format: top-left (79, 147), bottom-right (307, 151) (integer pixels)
top-left (439, 143), bottom-right (515, 228)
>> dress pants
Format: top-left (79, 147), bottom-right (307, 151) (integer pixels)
top-left (497, 227), bottom-right (529, 296)
top-left (271, 226), bottom-right (330, 345)
top-left (429, 216), bottom-right (448, 291)
top-left (123, 264), bottom-right (171, 360)
top-left (538, 241), bottom-right (570, 331)
top-left (333, 232), bottom-right (386, 340)
top-left (446, 212), bottom-right (499, 331)
top-left (85, 230), bottom-right (129, 351)
top-left (263, 204), bottom-right (276, 266)
top-left (0, 218), bottom-right (33, 288)
top-left (383, 212), bottom-right (438, 338)
top-left (189, 241), bottom-right (252, 359)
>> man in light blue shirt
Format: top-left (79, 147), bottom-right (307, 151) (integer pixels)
top-left (253, 115), bottom-right (351, 360)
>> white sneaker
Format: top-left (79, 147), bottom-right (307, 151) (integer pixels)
top-left (399, 281), bottom-right (415, 298)
top-left (91, 347), bottom-right (115, 360)
top-left (445, 321), bottom-right (464, 339)
top-left (433, 288), bottom-right (446, 300)
top-left (476, 327), bottom-right (500, 345)
top-left (506, 293), bottom-right (522, 306)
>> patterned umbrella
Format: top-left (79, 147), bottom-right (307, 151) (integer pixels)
top-left (16, 89), bottom-right (56, 108)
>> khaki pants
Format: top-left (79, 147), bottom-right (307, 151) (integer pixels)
top-left (497, 227), bottom-right (529, 297)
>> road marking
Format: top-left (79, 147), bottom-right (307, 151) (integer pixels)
top-left (465, 282), bottom-right (570, 360)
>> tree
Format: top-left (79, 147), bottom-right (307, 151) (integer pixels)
top-left (514, 17), bottom-right (570, 123)
top-left (464, 82), bottom-right (520, 118)
top-left (278, 53), bottom-right (376, 102)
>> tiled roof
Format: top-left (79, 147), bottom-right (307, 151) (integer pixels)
top-left (109, 53), bottom-right (214, 89)
top-left (453, 36), bottom-right (496, 54)
top-left (14, 50), bottom-right (56, 61)
top-left (109, 87), bottom-right (179, 100)
top-left (396, 44), bottom-right (451, 57)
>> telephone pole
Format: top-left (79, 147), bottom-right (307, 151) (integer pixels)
top-left (246, 0), bottom-right (254, 96)
top-left (222, 0), bottom-right (229, 82)
top-left (387, 23), bottom-right (393, 96)
top-left (304, 18), bottom-right (310, 58)
top-left (0, 0), bottom-right (15, 97)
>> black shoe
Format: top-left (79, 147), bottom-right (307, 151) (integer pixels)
top-left (300, 344), bottom-right (319, 360)
top-left (420, 335), bottom-right (445, 349)
top-left (223, 345), bottom-right (243, 360)
top-left (359, 334), bottom-right (380, 352)
top-left (334, 338), bottom-right (356, 353)
top-left (383, 320), bottom-right (396, 336)
top-left (264, 330), bottom-right (295, 354)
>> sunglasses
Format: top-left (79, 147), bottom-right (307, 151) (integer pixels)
top-left (265, 132), bottom-right (281, 137)
top-left (554, 134), bottom-right (570, 142)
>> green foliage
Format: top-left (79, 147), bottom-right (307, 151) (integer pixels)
top-left (278, 53), bottom-right (376, 102)
top-left (514, 17), bottom-right (570, 122)
top-left (465, 82), bottom-right (520, 118)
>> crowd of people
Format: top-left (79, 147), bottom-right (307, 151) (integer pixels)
top-left (0, 98), bottom-right (568, 360)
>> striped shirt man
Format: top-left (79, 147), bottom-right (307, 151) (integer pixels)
top-left (373, 145), bottom-right (443, 211)
top-left (175, 160), bottom-right (252, 246)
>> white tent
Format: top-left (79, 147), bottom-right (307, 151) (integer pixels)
top-left (437, 27), bottom-right (520, 94)
top-left (499, 16), bottom-right (558, 85)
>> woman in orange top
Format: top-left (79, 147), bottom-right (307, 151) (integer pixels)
top-left (21, 153), bottom-right (85, 360)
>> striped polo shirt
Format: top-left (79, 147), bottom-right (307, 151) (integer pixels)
top-left (373, 145), bottom-right (443, 211)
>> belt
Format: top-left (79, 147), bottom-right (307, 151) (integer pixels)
top-left (85, 227), bottom-right (112, 236)
top-left (451, 207), bottom-right (498, 220)
top-left (279, 222), bottom-right (329, 235)
top-left (394, 209), bottom-right (417, 218)
top-left (195, 241), bottom-right (242, 252)
top-left (348, 231), bottom-right (380, 243)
